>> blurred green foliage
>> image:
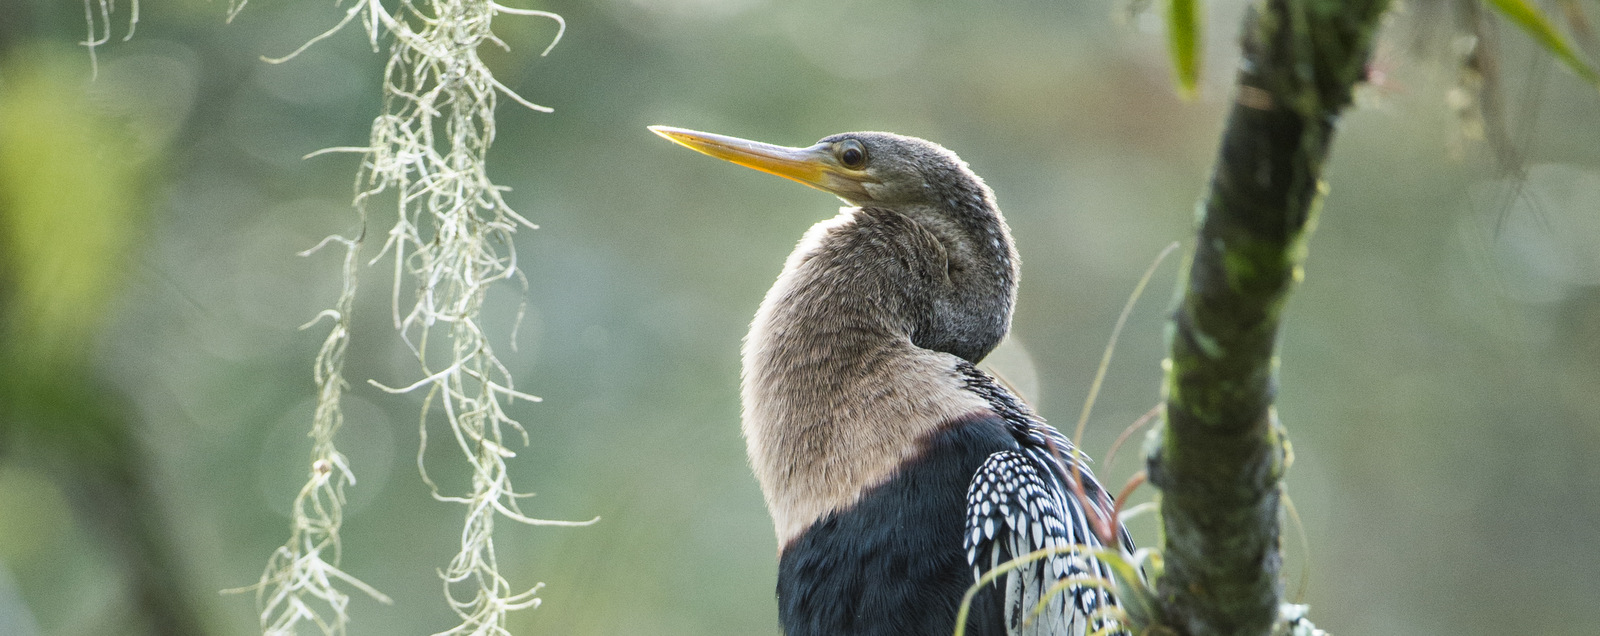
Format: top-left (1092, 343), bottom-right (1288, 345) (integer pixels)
top-left (0, 0), bottom-right (1598, 635)
top-left (0, 44), bottom-right (152, 410)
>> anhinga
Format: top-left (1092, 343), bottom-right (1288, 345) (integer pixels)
top-left (650, 125), bottom-right (1129, 635)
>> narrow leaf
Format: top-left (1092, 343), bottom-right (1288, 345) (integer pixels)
top-left (1167, 0), bottom-right (1201, 98)
top-left (1487, 0), bottom-right (1600, 87)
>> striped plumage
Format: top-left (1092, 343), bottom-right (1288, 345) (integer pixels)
top-left (650, 126), bottom-right (1130, 635)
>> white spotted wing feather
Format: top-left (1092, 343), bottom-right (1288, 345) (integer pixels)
top-left (964, 450), bottom-right (1124, 636)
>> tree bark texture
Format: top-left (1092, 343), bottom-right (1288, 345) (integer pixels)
top-left (1145, 0), bottom-right (1389, 634)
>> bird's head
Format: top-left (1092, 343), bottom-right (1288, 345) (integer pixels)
top-left (648, 126), bottom-right (986, 212)
top-left (651, 125), bottom-right (1018, 365)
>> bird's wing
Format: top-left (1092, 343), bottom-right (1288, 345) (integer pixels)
top-left (964, 448), bottom-right (1124, 636)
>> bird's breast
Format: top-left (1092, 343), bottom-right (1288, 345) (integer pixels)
top-left (742, 334), bottom-right (993, 546)
top-left (775, 416), bottom-right (1022, 636)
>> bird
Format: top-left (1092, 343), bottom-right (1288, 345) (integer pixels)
top-left (650, 125), bottom-right (1130, 636)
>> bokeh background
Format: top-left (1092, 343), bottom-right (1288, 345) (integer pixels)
top-left (2, 0), bottom-right (1599, 634)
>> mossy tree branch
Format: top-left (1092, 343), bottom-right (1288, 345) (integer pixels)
top-left (1144, 0), bottom-right (1390, 634)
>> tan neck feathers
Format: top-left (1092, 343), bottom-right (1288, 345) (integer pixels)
top-left (740, 209), bottom-right (990, 546)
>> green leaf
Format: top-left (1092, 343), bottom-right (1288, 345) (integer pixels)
top-left (1487, 0), bottom-right (1600, 87)
top-left (1167, 0), bottom-right (1202, 98)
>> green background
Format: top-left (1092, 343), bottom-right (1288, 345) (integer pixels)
top-left (2, 0), bottom-right (1598, 634)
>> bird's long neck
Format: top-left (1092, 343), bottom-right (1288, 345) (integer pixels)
top-left (740, 207), bottom-right (1007, 546)
top-left (908, 183), bottom-right (1018, 363)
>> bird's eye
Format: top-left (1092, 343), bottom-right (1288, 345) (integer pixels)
top-left (838, 140), bottom-right (867, 169)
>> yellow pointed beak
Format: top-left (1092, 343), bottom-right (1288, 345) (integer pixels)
top-left (649, 125), bottom-right (868, 199)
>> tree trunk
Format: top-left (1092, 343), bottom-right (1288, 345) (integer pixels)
top-left (1146, 0), bottom-right (1390, 634)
